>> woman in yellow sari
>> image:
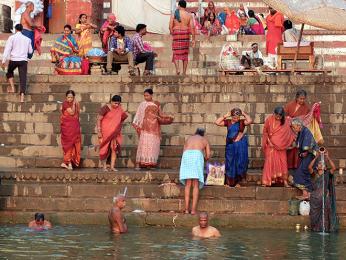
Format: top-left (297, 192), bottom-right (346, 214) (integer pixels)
top-left (75, 14), bottom-right (97, 57)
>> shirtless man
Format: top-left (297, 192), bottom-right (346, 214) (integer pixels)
top-left (108, 195), bottom-right (128, 234)
top-left (20, 1), bottom-right (39, 58)
top-left (28, 213), bottom-right (52, 230)
top-left (192, 212), bottom-right (221, 238)
top-left (179, 128), bottom-right (210, 214)
top-left (169, 0), bottom-right (195, 75)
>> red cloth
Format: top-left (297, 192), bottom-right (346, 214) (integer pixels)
top-left (100, 16), bottom-right (117, 52)
top-left (172, 29), bottom-right (190, 61)
top-left (99, 105), bottom-right (128, 161)
top-left (266, 12), bottom-right (284, 54)
top-left (225, 10), bottom-right (240, 34)
top-left (34, 26), bottom-right (46, 55)
top-left (60, 101), bottom-right (81, 166)
top-left (284, 100), bottom-right (310, 168)
top-left (261, 115), bottom-right (295, 186)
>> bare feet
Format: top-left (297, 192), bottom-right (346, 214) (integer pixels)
top-left (103, 167), bottom-right (109, 172)
top-left (7, 86), bottom-right (15, 93)
top-left (235, 184), bottom-right (241, 188)
top-left (110, 168), bottom-right (118, 172)
top-left (20, 93), bottom-right (24, 103)
top-left (60, 163), bottom-right (68, 169)
top-left (191, 210), bottom-right (197, 215)
top-left (67, 163), bottom-right (73, 171)
top-left (184, 210), bottom-right (189, 214)
top-left (284, 181), bottom-right (290, 188)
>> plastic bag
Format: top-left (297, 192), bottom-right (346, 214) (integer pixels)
top-left (219, 43), bottom-right (241, 70)
top-left (299, 201), bottom-right (310, 216)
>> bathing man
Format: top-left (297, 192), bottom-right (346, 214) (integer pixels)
top-left (108, 195), bottom-right (128, 234)
top-left (192, 212), bottom-right (221, 238)
top-left (28, 213), bottom-right (52, 230)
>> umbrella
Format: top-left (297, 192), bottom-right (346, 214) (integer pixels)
top-left (263, 0), bottom-right (346, 30)
top-left (263, 0), bottom-right (346, 71)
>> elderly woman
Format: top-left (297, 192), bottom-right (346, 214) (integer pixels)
top-left (99, 13), bottom-right (119, 52)
top-left (308, 148), bottom-right (338, 232)
top-left (262, 107), bottom-right (295, 187)
top-left (215, 108), bottom-right (252, 187)
top-left (50, 24), bottom-right (82, 75)
top-left (291, 118), bottom-right (319, 200)
top-left (60, 90), bottom-right (81, 171)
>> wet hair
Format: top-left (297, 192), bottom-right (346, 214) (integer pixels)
top-left (15, 24), bottom-right (23, 32)
top-left (115, 25), bottom-right (125, 37)
top-left (291, 117), bottom-right (304, 127)
top-left (113, 195), bottom-right (125, 203)
top-left (296, 89), bottom-right (307, 99)
top-left (284, 20), bottom-right (293, 30)
top-left (178, 0), bottom-right (187, 8)
top-left (231, 108), bottom-right (242, 116)
top-left (251, 42), bottom-right (258, 47)
top-left (199, 212), bottom-right (208, 218)
top-left (79, 14), bottom-right (87, 24)
top-left (136, 24), bottom-right (147, 33)
top-left (64, 24), bottom-right (72, 31)
top-left (111, 95), bottom-right (122, 103)
top-left (248, 10), bottom-right (255, 18)
top-left (35, 213), bottom-right (45, 221)
top-left (144, 88), bottom-right (153, 95)
top-left (274, 106), bottom-right (286, 125)
top-left (66, 90), bottom-right (75, 97)
top-left (195, 128), bottom-right (205, 136)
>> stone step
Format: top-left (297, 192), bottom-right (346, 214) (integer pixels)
top-left (2, 196), bottom-right (346, 214)
top-left (0, 210), bottom-right (314, 228)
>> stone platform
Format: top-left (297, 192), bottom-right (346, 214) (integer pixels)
top-left (1, 168), bottom-right (346, 228)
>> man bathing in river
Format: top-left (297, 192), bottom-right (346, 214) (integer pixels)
top-left (108, 195), bottom-right (128, 234)
top-left (192, 212), bottom-right (221, 238)
top-left (28, 213), bottom-right (52, 230)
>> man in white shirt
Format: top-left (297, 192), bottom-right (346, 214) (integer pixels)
top-left (240, 43), bottom-right (264, 68)
top-left (1, 24), bottom-right (33, 102)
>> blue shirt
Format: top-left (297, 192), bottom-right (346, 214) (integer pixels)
top-left (109, 35), bottom-right (133, 52)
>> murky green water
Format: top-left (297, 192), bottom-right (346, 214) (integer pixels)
top-left (0, 225), bottom-right (344, 259)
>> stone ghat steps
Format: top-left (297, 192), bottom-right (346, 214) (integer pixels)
top-left (2, 196), bottom-right (346, 215)
top-left (0, 211), bottom-right (314, 228)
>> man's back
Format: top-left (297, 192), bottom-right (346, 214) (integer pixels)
top-left (3, 33), bottom-right (32, 62)
top-left (173, 9), bottom-right (192, 29)
top-left (184, 135), bottom-right (207, 151)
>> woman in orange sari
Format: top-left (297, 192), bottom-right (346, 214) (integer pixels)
top-left (60, 90), bottom-right (81, 171)
top-left (132, 89), bottom-right (173, 169)
top-left (75, 14), bottom-right (97, 57)
top-left (97, 95), bottom-right (128, 172)
top-left (262, 107), bottom-right (295, 187)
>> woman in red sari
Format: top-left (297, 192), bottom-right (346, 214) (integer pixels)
top-left (97, 95), bottom-right (128, 172)
top-left (60, 90), bottom-right (81, 171)
top-left (132, 89), bottom-right (173, 169)
top-left (262, 107), bottom-right (295, 187)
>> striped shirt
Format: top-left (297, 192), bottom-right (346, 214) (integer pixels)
top-left (132, 33), bottom-right (148, 59)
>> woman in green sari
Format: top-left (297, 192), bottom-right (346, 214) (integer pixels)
top-left (308, 149), bottom-right (338, 232)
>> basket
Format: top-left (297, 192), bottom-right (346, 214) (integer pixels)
top-left (87, 56), bottom-right (106, 63)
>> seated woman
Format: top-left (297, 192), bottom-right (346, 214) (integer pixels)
top-left (50, 24), bottom-right (82, 75)
top-left (215, 108), bottom-right (252, 187)
top-left (308, 148), bottom-right (338, 232)
top-left (99, 13), bottom-right (119, 52)
top-left (247, 10), bottom-right (264, 35)
top-left (201, 12), bottom-right (222, 36)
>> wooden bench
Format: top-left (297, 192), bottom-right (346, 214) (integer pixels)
top-left (219, 68), bottom-right (331, 75)
top-left (277, 42), bottom-right (315, 69)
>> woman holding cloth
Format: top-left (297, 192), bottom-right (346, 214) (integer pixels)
top-left (215, 108), bottom-right (252, 187)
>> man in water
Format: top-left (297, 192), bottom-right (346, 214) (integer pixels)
top-left (20, 1), bottom-right (38, 58)
top-left (108, 195), bottom-right (128, 234)
top-left (169, 0), bottom-right (195, 75)
top-left (28, 213), bottom-right (52, 229)
top-left (192, 212), bottom-right (221, 238)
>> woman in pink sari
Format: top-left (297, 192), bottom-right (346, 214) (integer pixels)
top-left (60, 90), bottom-right (81, 171)
top-left (99, 13), bottom-right (118, 52)
top-left (262, 107), bottom-right (295, 187)
top-left (97, 95), bottom-right (128, 172)
top-left (132, 89), bottom-right (174, 169)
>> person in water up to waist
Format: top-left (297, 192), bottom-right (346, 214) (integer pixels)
top-left (108, 195), bottom-right (128, 234)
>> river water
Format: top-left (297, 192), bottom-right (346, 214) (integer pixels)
top-left (0, 225), bottom-right (344, 259)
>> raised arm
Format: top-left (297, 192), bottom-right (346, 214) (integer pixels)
top-left (326, 151), bottom-right (336, 174)
top-left (242, 111), bottom-right (252, 125)
top-left (308, 154), bottom-right (318, 174)
top-left (215, 111), bottom-right (231, 126)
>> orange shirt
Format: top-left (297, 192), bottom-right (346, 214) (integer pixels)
top-left (265, 12), bottom-right (284, 54)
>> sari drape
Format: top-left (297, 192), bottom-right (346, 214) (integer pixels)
top-left (224, 120), bottom-right (248, 186)
top-left (293, 127), bottom-right (318, 192)
top-left (50, 34), bottom-right (82, 75)
top-left (99, 106), bottom-right (128, 161)
top-left (266, 12), bottom-right (284, 54)
top-left (310, 171), bottom-right (338, 232)
top-left (133, 101), bottom-right (173, 167)
top-left (60, 101), bottom-right (81, 166)
top-left (262, 115), bottom-right (295, 186)
top-left (75, 24), bottom-right (92, 57)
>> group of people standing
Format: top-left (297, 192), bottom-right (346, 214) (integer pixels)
top-left (60, 88), bottom-right (173, 172)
